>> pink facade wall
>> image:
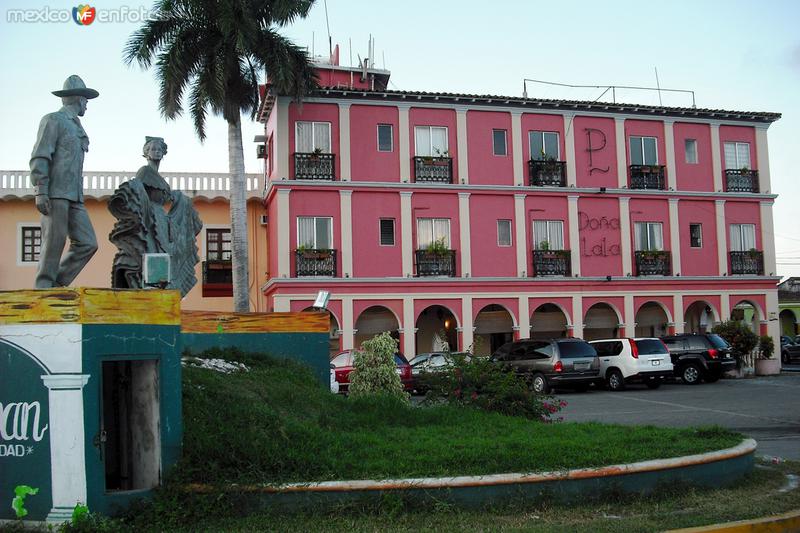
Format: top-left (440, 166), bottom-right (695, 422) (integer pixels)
top-left (629, 198), bottom-right (671, 250)
top-left (267, 193), bottom-right (278, 278)
top-left (719, 125), bottom-right (758, 170)
top-left (728, 294), bottom-right (767, 319)
top-left (634, 296), bottom-right (674, 321)
top-left (288, 103), bottom-right (340, 179)
top-left (573, 116), bottom-right (618, 188)
top-left (351, 191), bottom-right (403, 277)
top-left (353, 300), bottom-right (404, 327)
top-left (521, 113), bottom-right (566, 164)
top-left (414, 299), bottom-right (463, 326)
top-left (265, 106), bottom-right (278, 181)
top-left (288, 189), bottom-right (342, 276)
top-left (466, 110), bottom-right (513, 185)
top-left (725, 200), bottom-right (762, 249)
top-left (412, 192), bottom-right (461, 274)
top-left (678, 200), bottom-right (719, 276)
top-left (315, 68), bottom-right (373, 90)
top-left (684, 295), bottom-right (722, 320)
top-left (409, 107), bottom-right (458, 179)
top-left (469, 194), bottom-right (516, 278)
top-left (529, 297), bottom-right (574, 324)
top-left (472, 298), bottom-right (519, 325)
top-left (350, 105), bottom-right (400, 182)
top-left (583, 297), bottom-right (625, 322)
top-left (625, 120), bottom-right (666, 181)
top-left (577, 197), bottom-right (623, 276)
top-left (674, 122), bottom-right (713, 192)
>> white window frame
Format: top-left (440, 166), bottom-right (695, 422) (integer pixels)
top-left (729, 223), bottom-right (757, 252)
top-left (532, 220), bottom-right (564, 250)
top-left (634, 222), bottom-right (664, 251)
top-left (379, 218), bottom-right (395, 246)
top-left (377, 124), bottom-right (393, 152)
top-left (689, 223), bottom-right (703, 248)
top-left (492, 129), bottom-right (508, 156)
top-left (416, 218), bottom-right (450, 249)
top-left (629, 136), bottom-right (659, 166)
top-left (497, 219), bottom-right (512, 247)
top-left (295, 121), bottom-right (332, 153)
top-left (529, 131), bottom-right (560, 160)
top-left (723, 141), bottom-right (752, 170)
top-left (296, 216), bottom-right (334, 249)
top-left (17, 222), bottom-right (41, 267)
top-left (685, 139), bottom-right (698, 164)
top-left (414, 126), bottom-right (449, 157)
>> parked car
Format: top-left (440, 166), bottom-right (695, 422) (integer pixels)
top-left (330, 350), bottom-right (413, 393)
top-left (660, 334), bottom-right (736, 384)
top-left (490, 338), bottom-right (599, 394)
top-left (589, 338), bottom-right (673, 391)
top-left (409, 351), bottom-right (471, 393)
top-left (780, 335), bottom-right (800, 365)
top-left (329, 363), bottom-right (339, 394)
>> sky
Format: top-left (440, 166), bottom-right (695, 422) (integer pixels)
top-left (1, 0), bottom-right (798, 276)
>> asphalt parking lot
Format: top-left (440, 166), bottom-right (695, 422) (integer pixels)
top-left (557, 370), bottom-right (800, 461)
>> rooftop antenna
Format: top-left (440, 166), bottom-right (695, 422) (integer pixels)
top-left (522, 78), bottom-right (696, 108)
top-left (312, 31), bottom-right (315, 59)
top-left (654, 67), bottom-right (663, 106)
top-left (382, 50), bottom-right (386, 70)
top-left (323, 0), bottom-right (332, 57)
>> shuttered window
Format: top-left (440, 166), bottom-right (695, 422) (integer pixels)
top-left (379, 219), bottom-right (395, 246)
top-left (497, 220), bottom-right (512, 246)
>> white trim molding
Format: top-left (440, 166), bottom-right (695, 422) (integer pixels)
top-left (456, 107), bottom-right (469, 184)
top-left (338, 103), bottom-right (352, 181)
top-left (511, 111), bottom-right (524, 186)
top-left (615, 118), bottom-right (627, 188)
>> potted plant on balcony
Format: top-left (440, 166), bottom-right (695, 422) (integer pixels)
top-left (755, 335), bottom-right (780, 375)
top-left (425, 237), bottom-right (450, 256)
top-left (747, 247), bottom-right (761, 259)
top-left (297, 243), bottom-right (330, 260)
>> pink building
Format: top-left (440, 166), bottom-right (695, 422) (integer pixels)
top-left (261, 58), bottom-right (780, 358)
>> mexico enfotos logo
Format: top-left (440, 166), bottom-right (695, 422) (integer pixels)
top-left (6, 4), bottom-right (152, 24)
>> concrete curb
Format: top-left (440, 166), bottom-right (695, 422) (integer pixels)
top-left (666, 509), bottom-right (800, 532)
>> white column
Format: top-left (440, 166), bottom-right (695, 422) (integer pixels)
top-left (715, 199), bottom-right (728, 275)
top-left (42, 374), bottom-right (90, 524)
top-left (710, 123), bottom-right (723, 192)
top-left (339, 190), bottom-right (353, 277)
top-left (277, 188), bottom-right (291, 278)
top-left (571, 295), bottom-right (583, 339)
top-left (400, 191), bottom-right (413, 276)
top-left (338, 103), bottom-right (351, 181)
top-left (461, 295), bottom-right (474, 351)
top-left (673, 294), bottom-right (685, 334)
top-left (456, 107), bottom-right (469, 184)
top-left (619, 197), bottom-right (632, 276)
top-left (668, 198), bottom-right (681, 275)
top-left (458, 192), bottom-right (471, 277)
top-left (511, 111), bottom-right (524, 186)
top-left (760, 200), bottom-right (776, 276)
top-left (276, 98), bottom-right (290, 179)
top-left (624, 294), bottom-right (636, 338)
top-left (398, 104), bottom-right (411, 182)
top-left (341, 296), bottom-right (354, 350)
top-left (615, 118), bottom-right (628, 188)
top-left (568, 195), bottom-right (581, 276)
top-left (664, 119), bottom-right (677, 190)
top-left (755, 126), bottom-right (771, 193)
top-left (272, 296), bottom-right (290, 312)
top-left (720, 293), bottom-right (731, 322)
top-left (518, 296), bottom-right (530, 340)
top-left (402, 296), bottom-right (416, 359)
top-left (766, 290), bottom-right (780, 344)
top-left (563, 113), bottom-right (577, 187)
top-left (514, 194), bottom-right (527, 276)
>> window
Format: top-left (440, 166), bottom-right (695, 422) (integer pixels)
top-left (295, 121), bottom-right (331, 153)
top-left (492, 129), bottom-right (507, 156)
top-left (729, 223), bottom-right (756, 252)
top-left (634, 222), bottom-right (664, 251)
top-left (629, 136), bottom-right (658, 165)
top-left (532, 220), bottom-right (564, 250)
top-left (297, 217), bottom-right (333, 249)
top-left (377, 124), bottom-right (393, 152)
top-left (724, 142), bottom-right (751, 170)
top-left (379, 218), bottom-right (395, 246)
top-left (685, 139), bottom-right (698, 164)
top-left (206, 228), bottom-right (231, 261)
top-left (417, 218), bottom-right (450, 249)
top-left (529, 131), bottom-right (559, 160)
top-left (20, 226), bottom-right (41, 263)
top-left (497, 220), bottom-right (512, 247)
top-left (689, 223), bottom-right (703, 248)
top-left (414, 126), bottom-right (448, 156)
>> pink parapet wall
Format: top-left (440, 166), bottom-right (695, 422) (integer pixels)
top-left (351, 191), bottom-right (403, 278)
top-left (678, 200), bottom-right (720, 276)
top-left (350, 105), bottom-right (400, 182)
top-left (466, 110), bottom-right (513, 186)
top-left (573, 116), bottom-right (617, 189)
top-left (674, 122), bottom-right (714, 192)
top-left (469, 194), bottom-right (517, 278)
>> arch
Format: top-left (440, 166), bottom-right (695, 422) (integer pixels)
top-left (415, 304), bottom-right (459, 355)
top-left (729, 298), bottom-right (765, 325)
top-left (303, 306), bottom-right (341, 357)
top-left (729, 299), bottom-right (762, 333)
top-left (634, 301), bottom-right (671, 338)
top-left (583, 302), bottom-right (623, 341)
top-left (0, 338), bottom-right (51, 374)
top-left (354, 305), bottom-right (401, 348)
top-left (684, 300), bottom-right (720, 334)
top-left (474, 304), bottom-right (515, 355)
top-left (780, 309), bottom-right (798, 337)
top-left (530, 303), bottom-right (570, 340)
top-left (635, 299), bottom-right (673, 324)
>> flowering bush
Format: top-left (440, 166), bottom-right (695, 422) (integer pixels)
top-left (348, 332), bottom-right (409, 402)
top-left (712, 320), bottom-right (759, 369)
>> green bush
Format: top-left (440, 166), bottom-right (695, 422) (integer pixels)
top-left (758, 335), bottom-right (774, 360)
top-left (712, 320), bottom-right (759, 368)
top-left (348, 332), bottom-right (409, 402)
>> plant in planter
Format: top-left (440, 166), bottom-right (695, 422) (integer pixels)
top-left (538, 240), bottom-right (551, 251)
top-left (747, 247), bottom-right (762, 259)
top-left (754, 334), bottom-right (781, 375)
top-left (425, 237), bottom-right (450, 256)
top-left (758, 335), bottom-right (774, 359)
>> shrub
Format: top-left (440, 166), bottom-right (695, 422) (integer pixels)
top-left (348, 332), bottom-right (408, 402)
top-left (712, 320), bottom-right (759, 368)
top-left (758, 335), bottom-right (774, 360)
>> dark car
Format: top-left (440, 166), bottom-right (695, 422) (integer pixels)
top-left (490, 338), bottom-right (600, 394)
top-left (330, 350), bottom-right (413, 393)
top-left (780, 336), bottom-right (800, 365)
top-left (660, 334), bottom-right (736, 384)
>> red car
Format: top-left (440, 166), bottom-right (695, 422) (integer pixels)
top-left (330, 350), bottom-right (413, 393)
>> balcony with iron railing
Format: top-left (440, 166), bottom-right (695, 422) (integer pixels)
top-left (414, 249), bottom-right (456, 277)
top-left (531, 250), bottom-right (571, 276)
top-left (634, 251), bottom-right (672, 276)
top-left (202, 260), bottom-right (232, 297)
top-left (730, 251), bottom-right (764, 275)
top-left (629, 165), bottom-right (666, 190)
top-left (413, 156), bottom-right (453, 183)
top-left (528, 160), bottom-right (566, 187)
top-left (725, 168), bottom-right (759, 193)
top-left (295, 248), bottom-right (337, 277)
top-left (293, 152), bottom-right (336, 180)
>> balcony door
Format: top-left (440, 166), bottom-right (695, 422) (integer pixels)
top-left (296, 121), bottom-right (331, 153)
top-left (414, 126), bottom-right (448, 157)
top-left (529, 131), bottom-right (559, 161)
top-left (723, 142), bottom-right (751, 170)
top-left (417, 218), bottom-right (450, 249)
top-left (729, 223), bottom-right (756, 252)
top-left (298, 216), bottom-right (333, 249)
top-left (634, 222), bottom-right (664, 251)
top-left (629, 136), bottom-right (658, 165)
top-left (532, 220), bottom-right (564, 250)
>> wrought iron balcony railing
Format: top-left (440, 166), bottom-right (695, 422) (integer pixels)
top-left (531, 250), bottom-right (571, 276)
top-left (629, 165), bottom-right (666, 190)
top-left (528, 160), bottom-right (567, 187)
top-left (294, 152), bottom-right (336, 180)
top-left (414, 249), bottom-right (456, 277)
top-left (725, 169), bottom-right (759, 193)
top-left (730, 251), bottom-right (764, 275)
top-left (413, 156), bottom-right (453, 183)
top-left (295, 249), bottom-right (337, 277)
top-left (202, 260), bottom-right (232, 297)
top-left (634, 251), bottom-right (672, 276)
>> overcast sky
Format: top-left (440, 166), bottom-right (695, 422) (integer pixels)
top-left (1, 0), bottom-right (798, 277)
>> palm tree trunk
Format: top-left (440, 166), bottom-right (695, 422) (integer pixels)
top-left (228, 115), bottom-right (250, 312)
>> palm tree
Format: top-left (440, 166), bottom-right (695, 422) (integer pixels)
top-left (125, 0), bottom-right (318, 311)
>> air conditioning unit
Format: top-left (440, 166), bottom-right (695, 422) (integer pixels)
top-left (256, 144), bottom-right (267, 159)
top-left (259, 215), bottom-right (268, 226)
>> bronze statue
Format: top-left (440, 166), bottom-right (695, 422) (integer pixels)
top-left (108, 137), bottom-right (203, 296)
top-left (30, 75), bottom-right (99, 288)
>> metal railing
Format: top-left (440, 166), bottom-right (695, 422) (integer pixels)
top-left (531, 250), bottom-right (571, 276)
top-left (414, 249), bottom-right (456, 277)
top-left (725, 169), bottom-right (759, 193)
top-left (413, 156), bottom-right (453, 183)
top-left (202, 260), bottom-right (233, 284)
top-left (528, 160), bottom-right (566, 187)
top-left (730, 251), bottom-right (764, 275)
top-left (295, 249), bottom-right (337, 277)
top-left (629, 165), bottom-right (666, 190)
top-left (293, 152), bottom-right (336, 180)
top-left (634, 251), bottom-right (671, 276)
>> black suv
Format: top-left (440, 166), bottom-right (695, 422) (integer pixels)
top-left (490, 338), bottom-right (600, 393)
top-left (660, 334), bottom-right (736, 384)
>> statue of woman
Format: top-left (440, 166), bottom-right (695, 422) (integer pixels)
top-left (108, 137), bottom-right (202, 296)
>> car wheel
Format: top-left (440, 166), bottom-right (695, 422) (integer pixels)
top-left (645, 378), bottom-right (661, 389)
top-left (681, 363), bottom-right (702, 385)
top-left (607, 369), bottom-right (626, 391)
top-left (532, 373), bottom-right (550, 394)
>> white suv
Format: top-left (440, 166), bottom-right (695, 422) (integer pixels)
top-left (589, 338), bottom-right (674, 391)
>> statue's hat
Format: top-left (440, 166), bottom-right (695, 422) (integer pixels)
top-left (52, 75), bottom-right (99, 99)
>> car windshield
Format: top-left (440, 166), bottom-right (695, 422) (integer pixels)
top-left (707, 334), bottom-right (730, 349)
top-left (394, 354), bottom-right (409, 365)
top-left (635, 339), bottom-right (669, 355)
top-left (408, 355), bottom-right (429, 366)
top-left (556, 341), bottom-right (597, 358)
top-left (330, 352), bottom-right (351, 367)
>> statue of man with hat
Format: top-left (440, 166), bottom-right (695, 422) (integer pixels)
top-left (29, 75), bottom-right (99, 288)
